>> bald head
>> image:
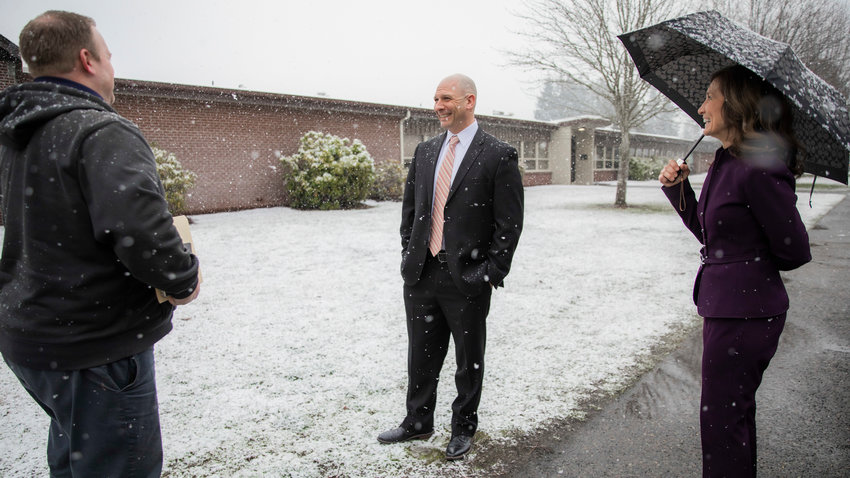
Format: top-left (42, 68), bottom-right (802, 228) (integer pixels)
top-left (434, 74), bottom-right (477, 133)
top-left (440, 74), bottom-right (477, 98)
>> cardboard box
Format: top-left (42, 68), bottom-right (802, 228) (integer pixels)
top-left (155, 215), bottom-right (201, 303)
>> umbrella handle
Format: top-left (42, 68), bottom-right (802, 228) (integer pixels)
top-left (681, 134), bottom-right (705, 164)
top-left (809, 175), bottom-right (817, 208)
top-left (674, 134), bottom-right (705, 181)
top-left (674, 135), bottom-right (705, 211)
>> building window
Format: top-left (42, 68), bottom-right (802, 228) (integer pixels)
top-left (518, 139), bottom-right (550, 171)
top-left (595, 145), bottom-right (605, 169)
top-left (593, 143), bottom-right (621, 170)
top-left (509, 140), bottom-right (522, 155)
top-left (402, 134), bottom-right (429, 167)
top-left (538, 141), bottom-right (549, 158)
top-left (523, 141), bottom-right (535, 158)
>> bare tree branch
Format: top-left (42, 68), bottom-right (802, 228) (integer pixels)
top-left (508, 0), bottom-right (685, 206)
top-left (712, 0), bottom-right (850, 98)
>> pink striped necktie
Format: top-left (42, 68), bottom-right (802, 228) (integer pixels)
top-left (429, 135), bottom-right (459, 256)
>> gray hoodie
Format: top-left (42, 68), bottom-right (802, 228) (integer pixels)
top-left (0, 81), bottom-right (198, 370)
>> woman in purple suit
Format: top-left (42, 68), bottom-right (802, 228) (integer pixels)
top-left (659, 65), bottom-right (811, 477)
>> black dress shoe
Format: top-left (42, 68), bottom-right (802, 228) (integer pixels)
top-left (445, 434), bottom-right (473, 460)
top-left (377, 426), bottom-right (434, 444)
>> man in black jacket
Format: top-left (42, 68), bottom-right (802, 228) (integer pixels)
top-left (0, 11), bottom-right (199, 477)
top-left (377, 74), bottom-right (523, 460)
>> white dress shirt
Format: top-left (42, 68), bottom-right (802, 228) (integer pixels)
top-left (431, 121), bottom-right (479, 208)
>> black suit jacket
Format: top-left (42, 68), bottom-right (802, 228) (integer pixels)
top-left (400, 128), bottom-right (524, 296)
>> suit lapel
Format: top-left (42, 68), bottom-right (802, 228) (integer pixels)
top-left (447, 129), bottom-right (485, 203)
top-left (424, 132), bottom-right (448, 202)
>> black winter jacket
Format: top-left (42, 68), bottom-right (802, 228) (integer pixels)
top-left (0, 81), bottom-right (199, 370)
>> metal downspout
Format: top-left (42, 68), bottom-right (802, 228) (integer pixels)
top-left (399, 109), bottom-right (411, 163)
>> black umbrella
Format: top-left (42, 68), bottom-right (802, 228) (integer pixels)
top-left (618, 10), bottom-right (850, 184)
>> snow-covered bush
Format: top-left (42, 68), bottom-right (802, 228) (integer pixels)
top-left (281, 131), bottom-right (375, 210)
top-left (628, 156), bottom-right (665, 181)
top-left (152, 146), bottom-right (197, 214)
top-left (369, 160), bottom-right (405, 201)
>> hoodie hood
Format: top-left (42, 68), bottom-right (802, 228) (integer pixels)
top-left (0, 82), bottom-right (114, 150)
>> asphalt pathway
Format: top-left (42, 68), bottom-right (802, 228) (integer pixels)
top-left (504, 193), bottom-right (850, 477)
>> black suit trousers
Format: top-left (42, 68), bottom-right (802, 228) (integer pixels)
top-left (402, 254), bottom-right (491, 437)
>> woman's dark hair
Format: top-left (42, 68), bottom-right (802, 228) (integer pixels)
top-left (711, 65), bottom-right (804, 176)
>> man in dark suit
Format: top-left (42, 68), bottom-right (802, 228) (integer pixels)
top-left (377, 74), bottom-right (524, 460)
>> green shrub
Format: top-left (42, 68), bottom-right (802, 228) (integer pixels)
top-left (369, 160), bottom-right (405, 201)
top-left (152, 146), bottom-right (197, 214)
top-left (281, 131), bottom-right (375, 210)
top-left (628, 156), bottom-right (665, 181)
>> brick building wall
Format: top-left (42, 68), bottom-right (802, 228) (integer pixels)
top-left (114, 80), bottom-right (408, 214)
top-left (524, 172), bottom-right (553, 186)
top-left (1, 35), bottom-right (22, 91)
top-left (0, 63), bottom-right (16, 90)
top-left (2, 33), bottom-right (560, 218)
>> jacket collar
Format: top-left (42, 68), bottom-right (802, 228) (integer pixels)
top-left (35, 76), bottom-right (103, 101)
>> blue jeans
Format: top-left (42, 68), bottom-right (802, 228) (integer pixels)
top-left (4, 347), bottom-right (163, 478)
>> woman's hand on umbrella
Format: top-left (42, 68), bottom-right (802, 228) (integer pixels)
top-left (659, 159), bottom-right (689, 186)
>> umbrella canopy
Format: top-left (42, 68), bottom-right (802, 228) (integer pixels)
top-left (618, 10), bottom-right (850, 184)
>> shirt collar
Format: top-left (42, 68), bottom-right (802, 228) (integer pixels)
top-left (35, 76), bottom-right (103, 100)
top-left (445, 121), bottom-right (478, 147)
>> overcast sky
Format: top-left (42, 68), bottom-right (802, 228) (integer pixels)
top-left (1, 0), bottom-right (545, 119)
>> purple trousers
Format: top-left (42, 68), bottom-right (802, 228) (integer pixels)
top-left (700, 314), bottom-right (786, 478)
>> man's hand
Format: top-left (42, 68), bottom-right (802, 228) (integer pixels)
top-left (167, 283), bottom-right (200, 306)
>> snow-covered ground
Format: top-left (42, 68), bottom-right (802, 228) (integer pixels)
top-left (0, 180), bottom-right (844, 477)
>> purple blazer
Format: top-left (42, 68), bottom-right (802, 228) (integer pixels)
top-left (663, 147), bottom-right (811, 318)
